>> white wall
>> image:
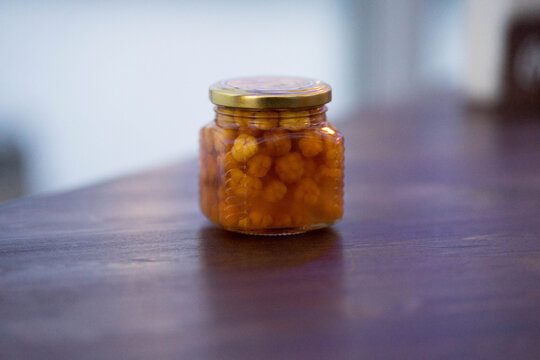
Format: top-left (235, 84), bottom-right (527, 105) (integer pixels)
top-left (0, 0), bottom-right (349, 194)
top-left (0, 0), bottom-right (465, 196)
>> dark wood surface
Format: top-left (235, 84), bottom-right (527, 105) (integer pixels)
top-left (1, 94), bottom-right (540, 359)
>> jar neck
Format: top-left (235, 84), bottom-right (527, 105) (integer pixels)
top-left (214, 105), bottom-right (327, 129)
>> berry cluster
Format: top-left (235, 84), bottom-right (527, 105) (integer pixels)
top-left (199, 106), bottom-right (344, 234)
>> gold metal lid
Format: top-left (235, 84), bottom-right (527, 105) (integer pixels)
top-left (209, 76), bottom-right (332, 109)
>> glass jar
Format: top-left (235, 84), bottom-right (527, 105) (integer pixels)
top-left (199, 77), bottom-right (344, 235)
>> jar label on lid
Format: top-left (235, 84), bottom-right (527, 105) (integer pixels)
top-left (210, 76), bottom-right (331, 108)
top-left (223, 77), bottom-right (314, 91)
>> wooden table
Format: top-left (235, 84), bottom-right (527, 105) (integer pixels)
top-left (1, 94), bottom-right (540, 359)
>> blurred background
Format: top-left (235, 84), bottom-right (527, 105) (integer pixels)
top-left (0, 0), bottom-right (539, 202)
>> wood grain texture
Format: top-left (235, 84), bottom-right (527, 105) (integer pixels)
top-left (1, 94), bottom-right (540, 359)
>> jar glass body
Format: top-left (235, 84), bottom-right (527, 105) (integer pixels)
top-left (199, 105), bottom-right (344, 235)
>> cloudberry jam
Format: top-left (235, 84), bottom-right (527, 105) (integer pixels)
top-left (200, 77), bottom-right (343, 235)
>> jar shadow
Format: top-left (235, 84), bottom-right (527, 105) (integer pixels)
top-left (195, 226), bottom-right (348, 357)
top-left (197, 226), bottom-right (343, 270)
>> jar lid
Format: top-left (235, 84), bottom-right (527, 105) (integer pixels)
top-left (209, 76), bottom-right (331, 109)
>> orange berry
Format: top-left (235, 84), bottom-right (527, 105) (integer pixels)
top-left (238, 127), bottom-right (262, 138)
top-left (309, 107), bottom-right (327, 123)
top-left (250, 111), bottom-right (279, 130)
top-left (298, 131), bottom-right (323, 157)
top-left (314, 165), bottom-right (343, 183)
top-left (233, 109), bottom-right (254, 128)
top-left (217, 152), bottom-right (240, 172)
top-left (226, 169), bottom-right (262, 197)
top-left (238, 217), bottom-right (250, 228)
top-left (275, 152), bottom-right (304, 183)
top-left (279, 111), bottom-right (310, 130)
top-left (231, 134), bottom-right (259, 162)
top-left (322, 131), bottom-right (343, 151)
top-left (237, 175), bottom-right (262, 197)
top-left (322, 199), bottom-right (343, 220)
top-left (213, 128), bottom-right (237, 154)
top-left (247, 153), bottom-right (272, 178)
top-left (262, 180), bottom-right (287, 202)
top-left (215, 112), bottom-right (234, 126)
top-left (325, 146), bottom-right (344, 169)
top-left (218, 202), bottom-right (242, 227)
top-left (248, 211), bottom-right (273, 228)
top-left (227, 168), bottom-right (244, 187)
top-left (294, 178), bottom-right (320, 205)
top-left (263, 130), bottom-right (291, 156)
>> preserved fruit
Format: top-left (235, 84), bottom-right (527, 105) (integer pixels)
top-left (200, 77), bottom-right (343, 235)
